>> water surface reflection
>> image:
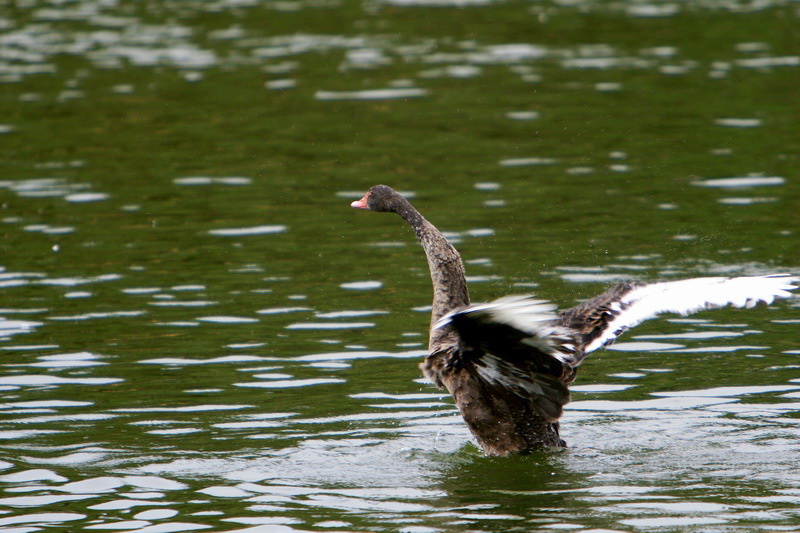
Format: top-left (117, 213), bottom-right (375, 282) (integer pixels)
top-left (2, 0), bottom-right (800, 530)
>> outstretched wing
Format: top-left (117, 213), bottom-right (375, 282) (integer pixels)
top-left (561, 274), bottom-right (798, 354)
top-left (436, 295), bottom-right (580, 421)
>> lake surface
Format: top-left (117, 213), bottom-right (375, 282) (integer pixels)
top-left (1, 0), bottom-right (800, 531)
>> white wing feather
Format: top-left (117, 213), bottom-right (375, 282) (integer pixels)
top-left (440, 295), bottom-right (557, 330)
top-left (583, 274), bottom-right (798, 353)
top-left (436, 295), bottom-right (578, 363)
top-left (437, 274), bottom-right (796, 360)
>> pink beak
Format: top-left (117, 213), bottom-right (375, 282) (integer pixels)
top-left (351, 192), bottom-right (370, 209)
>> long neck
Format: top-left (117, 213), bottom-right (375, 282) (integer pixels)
top-left (395, 200), bottom-right (470, 352)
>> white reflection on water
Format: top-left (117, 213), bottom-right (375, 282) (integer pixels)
top-left (351, 392), bottom-right (445, 400)
top-left (0, 512), bottom-right (86, 528)
top-left (64, 192), bottom-right (109, 203)
top-left (718, 196), bottom-right (778, 205)
top-left (505, 111), bottom-right (539, 121)
top-left (570, 384), bottom-right (635, 393)
top-left (315, 88), bottom-right (428, 101)
top-left (0, 494), bottom-right (98, 507)
top-left (123, 287), bottom-right (162, 295)
top-left (256, 307), bottom-right (313, 315)
top-left (714, 117), bottom-right (762, 127)
top-left (569, 396), bottom-right (739, 412)
top-left (38, 274), bottom-right (122, 287)
top-left (499, 156), bottom-right (558, 167)
top-left (174, 176), bottom-right (252, 185)
top-left (0, 318), bottom-right (44, 337)
top-left (315, 310), bottom-right (388, 319)
top-left (23, 224), bottom-right (75, 234)
top-left (208, 225), bottom-right (287, 236)
top-left (236, 378), bottom-right (346, 389)
top-left (149, 300), bottom-right (217, 307)
top-left (735, 56), bottom-right (800, 68)
top-left (0, 400), bottom-right (93, 411)
top-left (196, 315), bottom-right (259, 324)
top-left (652, 385), bottom-right (800, 397)
top-left (149, 428), bottom-right (204, 436)
top-left (0, 430), bottom-right (67, 440)
top-left (560, 272), bottom-right (640, 283)
top-left (633, 330), bottom-right (744, 340)
top-left (265, 78), bottom-right (297, 90)
top-left (87, 498), bottom-right (175, 511)
top-left (285, 322), bottom-right (374, 330)
top-left (0, 178), bottom-right (108, 203)
top-left (419, 64), bottom-right (482, 78)
top-left (111, 405), bottom-right (253, 413)
top-left (292, 350), bottom-right (424, 362)
top-left (562, 56), bottom-right (651, 69)
top-left (139, 355), bottom-right (274, 365)
top-left (0, 469), bottom-right (67, 483)
top-left (0, 375), bottom-right (122, 386)
top-left (627, 3), bottom-right (680, 17)
top-left (607, 341), bottom-right (684, 351)
top-left (692, 176), bottom-right (785, 188)
top-left (339, 280), bottom-right (383, 290)
top-left (382, 0), bottom-right (495, 6)
top-left (48, 310), bottom-right (145, 320)
top-left (621, 516), bottom-right (726, 528)
top-left (136, 509), bottom-right (179, 520)
top-left (663, 344), bottom-right (768, 353)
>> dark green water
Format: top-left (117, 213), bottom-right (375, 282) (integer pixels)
top-left (1, 0), bottom-right (799, 531)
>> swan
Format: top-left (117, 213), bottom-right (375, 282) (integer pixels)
top-left (351, 184), bottom-right (797, 455)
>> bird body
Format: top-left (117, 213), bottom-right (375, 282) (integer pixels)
top-left (351, 185), bottom-right (797, 455)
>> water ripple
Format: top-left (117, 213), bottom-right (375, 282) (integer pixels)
top-left (0, 512), bottom-right (86, 527)
top-left (692, 176), bottom-right (785, 188)
top-left (235, 378), bottom-right (346, 389)
top-left (315, 88), bottom-right (427, 101)
top-left (140, 355), bottom-right (273, 365)
top-left (174, 176), bottom-right (252, 186)
top-left (0, 375), bottom-right (122, 386)
top-left (285, 322), bottom-right (375, 330)
top-left (339, 280), bottom-right (383, 290)
top-left (208, 225), bottom-right (287, 236)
